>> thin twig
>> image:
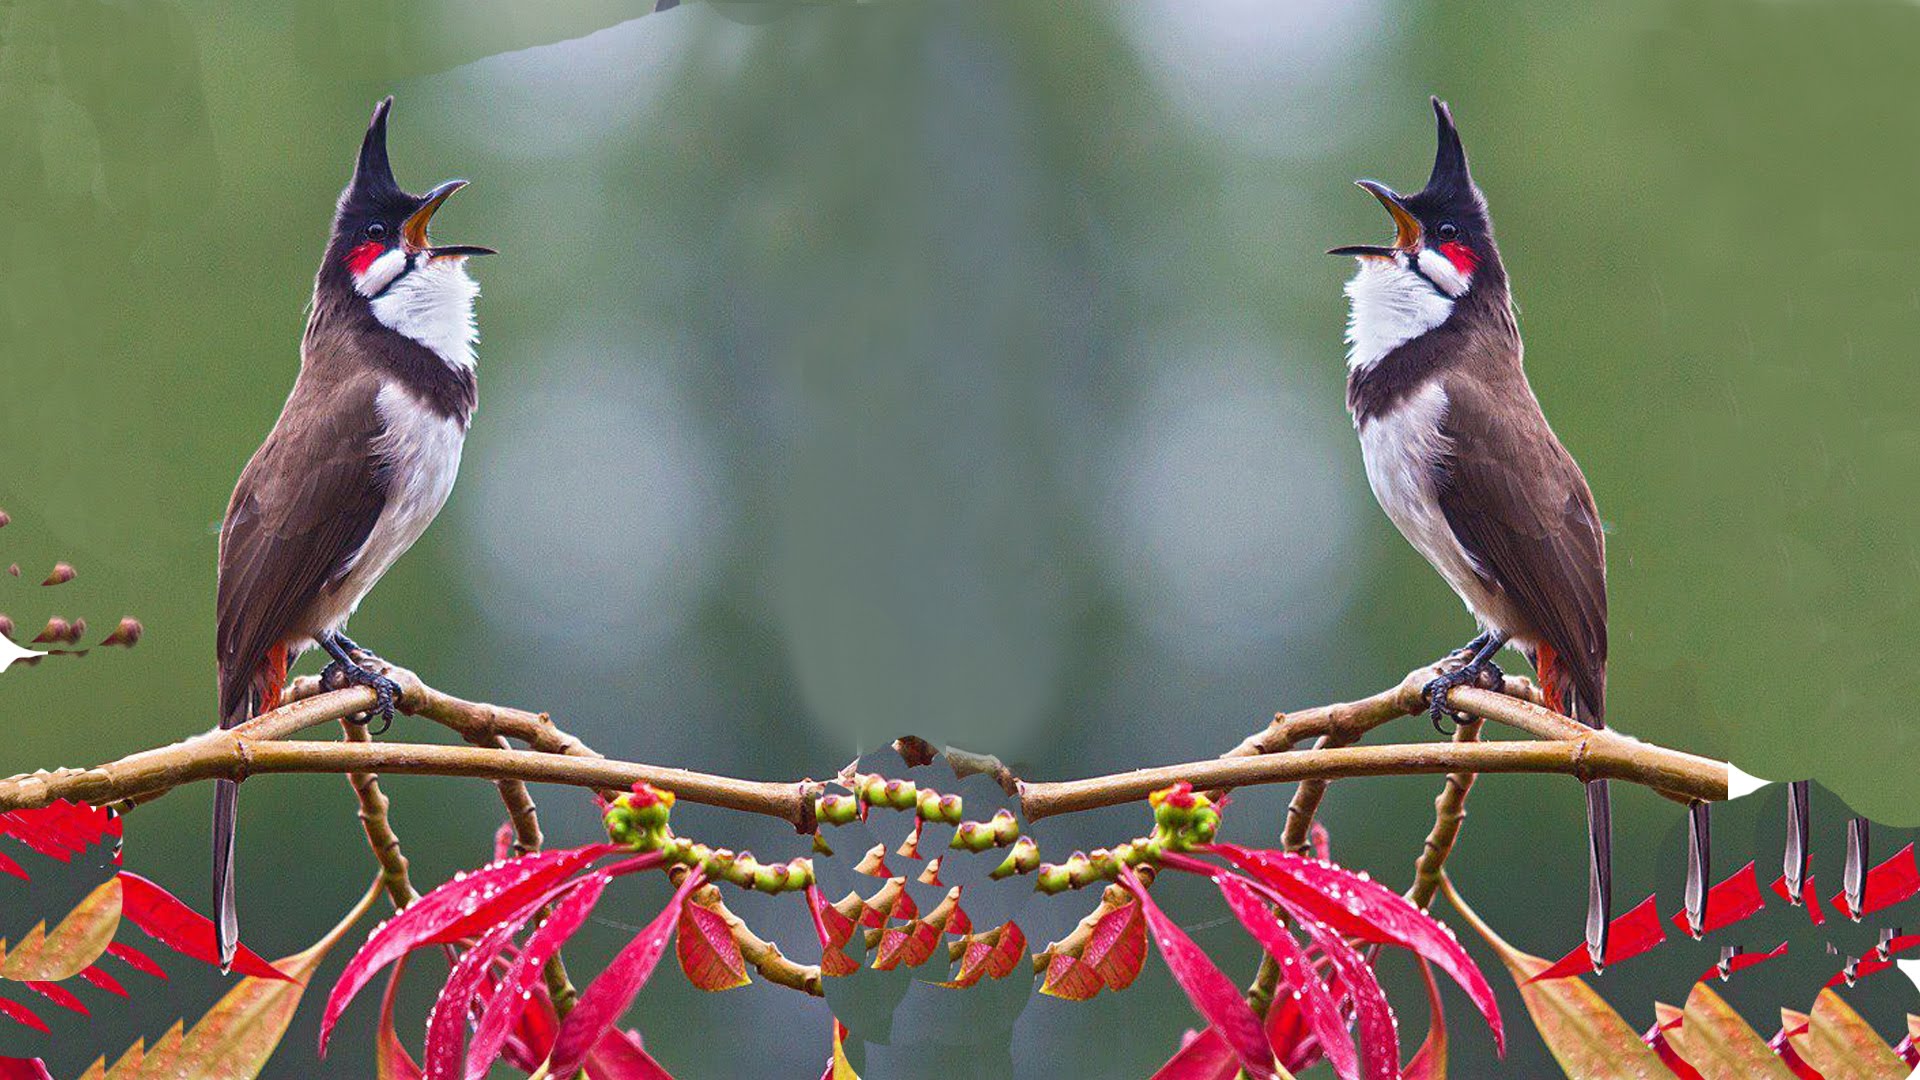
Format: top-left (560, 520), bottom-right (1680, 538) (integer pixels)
top-left (1406, 719), bottom-right (1483, 911)
top-left (340, 720), bottom-right (419, 909)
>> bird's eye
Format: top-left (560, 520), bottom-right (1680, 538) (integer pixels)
top-left (1436, 222), bottom-right (1460, 241)
top-left (365, 222), bottom-right (388, 241)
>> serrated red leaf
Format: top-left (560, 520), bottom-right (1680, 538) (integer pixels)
top-left (319, 843), bottom-right (627, 1055)
top-left (1117, 864), bottom-right (1275, 1079)
top-left (1705, 941), bottom-right (1788, 984)
top-left (1770, 874), bottom-right (1826, 925)
top-left (1039, 952), bottom-right (1104, 1000)
top-left (0, 802), bottom-right (118, 863)
top-left (1084, 901), bottom-right (1147, 991)
top-left (872, 919), bottom-right (940, 971)
top-left (806, 885), bottom-right (860, 976)
top-left (0, 997), bottom-right (48, 1033)
top-left (1201, 843), bottom-right (1502, 1055)
top-left (1831, 842), bottom-right (1919, 920)
top-left (1150, 1027), bottom-right (1241, 1080)
top-left (116, 870), bottom-right (287, 980)
top-left (1212, 873), bottom-right (1356, 1080)
top-left (0, 1059), bottom-right (52, 1080)
top-left (1527, 895), bottom-right (1665, 981)
top-left (105, 941), bottom-right (166, 979)
top-left (676, 901), bottom-right (749, 991)
top-left (547, 870), bottom-right (705, 1077)
top-left (78, 965), bottom-right (128, 997)
top-left (984, 921), bottom-right (1025, 979)
top-left (423, 909), bottom-right (527, 1079)
top-left (1669, 861), bottom-right (1765, 937)
top-left (466, 872), bottom-right (617, 1080)
top-left (946, 904), bottom-right (971, 936)
top-left (23, 981), bottom-right (86, 1017)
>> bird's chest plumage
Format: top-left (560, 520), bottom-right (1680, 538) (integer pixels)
top-left (311, 383), bottom-right (467, 631)
top-left (1353, 376), bottom-right (1509, 631)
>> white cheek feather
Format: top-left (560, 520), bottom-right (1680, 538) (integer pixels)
top-left (1343, 254), bottom-right (1457, 372)
top-left (313, 381), bottom-right (467, 632)
top-left (1415, 247), bottom-right (1472, 298)
top-left (353, 248), bottom-right (408, 298)
top-left (370, 258), bottom-right (480, 371)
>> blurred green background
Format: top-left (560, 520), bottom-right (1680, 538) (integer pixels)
top-left (3, 0), bottom-right (1920, 1076)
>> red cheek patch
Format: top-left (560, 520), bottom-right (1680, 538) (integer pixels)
top-left (346, 240), bottom-right (385, 278)
top-left (1439, 240), bottom-right (1478, 275)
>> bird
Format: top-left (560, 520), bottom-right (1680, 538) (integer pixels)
top-left (1330, 97), bottom-right (1618, 966)
top-left (213, 96), bottom-right (493, 969)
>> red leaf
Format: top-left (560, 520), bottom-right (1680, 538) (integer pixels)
top-left (676, 900), bottom-right (749, 992)
top-left (1202, 843), bottom-right (1503, 1055)
top-left (945, 904), bottom-right (971, 936)
top-left (548, 869), bottom-right (705, 1077)
top-left (1768, 1015), bottom-right (1824, 1080)
top-left (871, 919), bottom-right (941, 971)
top-left (1212, 872), bottom-right (1357, 1080)
top-left (1039, 952), bottom-right (1104, 1000)
top-left (1151, 1027), bottom-right (1241, 1080)
top-left (0, 802), bottom-right (119, 862)
top-left (0, 1059), bottom-right (52, 1080)
top-left (377, 959), bottom-right (424, 1080)
top-left (0, 997), bottom-right (48, 1033)
top-left (1083, 901), bottom-right (1148, 992)
top-left (982, 921), bottom-right (1026, 979)
top-left (78, 964), bottom-right (128, 997)
top-left (805, 885), bottom-right (859, 976)
top-left (23, 981), bottom-right (86, 1017)
top-left (1526, 895), bottom-right (1666, 981)
top-left (0, 850), bottom-right (27, 881)
top-left (1116, 863), bottom-right (1275, 1079)
top-left (1291, 913), bottom-right (1396, 1080)
top-left (1704, 937), bottom-right (1789, 980)
top-left (467, 872), bottom-right (617, 1079)
top-left (1669, 862), bottom-right (1765, 937)
top-left (423, 910), bottom-right (527, 1079)
top-left (319, 843), bottom-right (625, 1055)
top-left (585, 1027), bottom-right (676, 1079)
top-left (116, 871), bottom-right (287, 980)
top-left (1831, 842), bottom-right (1919, 920)
top-left (493, 821), bottom-right (515, 863)
top-left (105, 941), bottom-right (166, 979)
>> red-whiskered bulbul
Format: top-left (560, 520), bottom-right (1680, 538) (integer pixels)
top-left (213, 96), bottom-right (492, 968)
top-left (1330, 98), bottom-right (1621, 964)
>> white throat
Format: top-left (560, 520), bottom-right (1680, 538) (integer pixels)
top-left (365, 256), bottom-right (480, 371)
top-left (1342, 250), bottom-right (1469, 372)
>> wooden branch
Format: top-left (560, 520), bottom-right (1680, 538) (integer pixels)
top-left (1406, 718), bottom-right (1483, 911)
top-left (340, 720), bottom-right (420, 910)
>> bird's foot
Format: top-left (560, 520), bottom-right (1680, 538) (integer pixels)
top-left (320, 658), bottom-right (401, 735)
top-left (1422, 658), bottom-right (1505, 733)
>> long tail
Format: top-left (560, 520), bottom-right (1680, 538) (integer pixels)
top-left (1536, 642), bottom-right (1611, 968)
top-left (215, 643), bottom-right (288, 972)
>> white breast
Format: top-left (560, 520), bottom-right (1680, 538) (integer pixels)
top-left (311, 382), bottom-right (467, 634)
top-left (1356, 381), bottom-right (1507, 630)
top-left (1343, 255), bottom-right (1455, 373)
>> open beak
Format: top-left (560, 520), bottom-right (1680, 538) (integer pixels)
top-left (1327, 180), bottom-right (1422, 259)
top-left (401, 179), bottom-right (497, 260)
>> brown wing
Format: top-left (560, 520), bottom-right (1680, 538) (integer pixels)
top-left (216, 370), bottom-right (387, 723)
top-left (1435, 373), bottom-right (1608, 718)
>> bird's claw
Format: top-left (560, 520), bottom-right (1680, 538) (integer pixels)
top-left (320, 659), bottom-right (401, 735)
top-left (1422, 659), bottom-right (1504, 733)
